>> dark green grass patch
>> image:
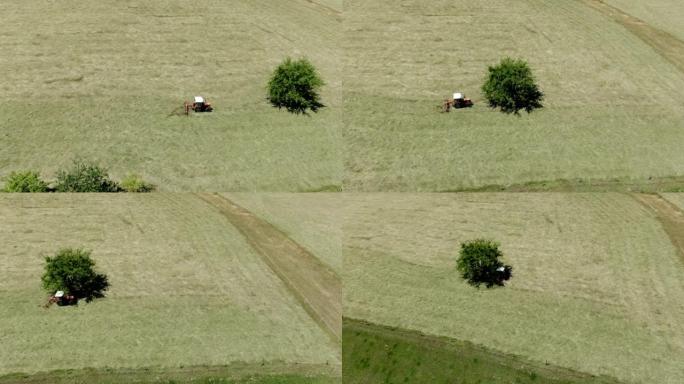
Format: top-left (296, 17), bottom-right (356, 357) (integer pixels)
top-left (343, 318), bottom-right (622, 384)
top-left (0, 365), bottom-right (339, 384)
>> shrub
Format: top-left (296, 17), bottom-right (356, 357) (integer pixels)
top-left (120, 174), bottom-right (155, 192)
top-left (2, 170), bottom-right (48, 192)
top-left (457, 239), bottom-right (512, 288)
top-left (268, 57), bottom-right (325, 114)
top-left (55, 159), bottom-right (120, 192)
top-left (41, 248), bottom-right (109, 302)
top-left (482, 57), bottom-right (544, 114)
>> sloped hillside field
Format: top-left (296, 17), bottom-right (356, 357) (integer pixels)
top-left (343, 193), bottom-right (684, 383)
top-left (0, 194), bottom-right (340, 382)
top-left (0, 0), bottom-right (342, 192)
top-left (225, 193), bottom-right (342, 275)
top-left (342, 0), bottom-right (684, 191)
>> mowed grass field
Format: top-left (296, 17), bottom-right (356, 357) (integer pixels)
top-left (342, 193), bottom-right (684, 383)
top-left (0, 194), bottom-right (340, 380)
top-left (342, 0), bottom-right (684, 191)
top-left (602, 0), bottom-right (684, 40)
top-left (0, 0), bottom-right (341, 192)
top-left (225, 193), bottom-right (342, 275)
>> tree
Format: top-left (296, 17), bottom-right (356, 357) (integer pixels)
top-left (2, 171), bottom-right (48, 192)
top-left (457, 239), bottom-right (512, 288)
top-left (55, 159), bottom-right (120, 192)
top-left (41, 248), bottom-right (109, 303)
top-left (482, 57), bottom-right (544, 114)
top-left (268, 57), bottom-right (325, 114)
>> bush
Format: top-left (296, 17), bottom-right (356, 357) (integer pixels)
top-left (41, 248), bottom-right (109, 302)
top-left (120, 174), bottom-right (155, 192)
top-left (2, 170), bottom-right (48, 192)
top-left (457, 239), bottom-right (512, 288)
top-left (268, 57), bottom-right (325, 114)
top-left (482, 57), bottom-right (544, 114)
top-left (55, 159), bottom-right (120, 192)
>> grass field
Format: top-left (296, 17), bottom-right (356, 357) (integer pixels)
top-left (0, 0), bottom-right (342, 192)
top-left (602, 0), bottom-right (684, 40)
top-left (0, 194), bottom-right (340, 380)
top-left (342, 193), bottom-right (684, 383)
top-left (342, 0), bottom-right (684, 191)
top-left (225, 193), bottom-right (342, 275)
top-left (198, 193), bottom-right (342, 341)
top-left (343, 318), bottom-right (622, 384)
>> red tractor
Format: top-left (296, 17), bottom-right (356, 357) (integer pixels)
top-left (44, 291), bottom-right (78, 308)
top-left (184, 96), bottom-right (214, 115)
top-left (442, 92), bottom-right (473, 112)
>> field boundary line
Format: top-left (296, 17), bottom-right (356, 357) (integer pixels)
top-left (0, 362), bottom-right (338, 384)
top-left (344, 318), bottom-right (623, 383)
top-left (632, 193), bottom-right (684, 265)
top-left (195, 193), bottom-right (341, 343)
top-left (440, 175), bottom-right (684, 193)
top-left (580, 0), bottom-right (684, 73)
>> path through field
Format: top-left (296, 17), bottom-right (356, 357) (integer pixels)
top-left (196, 193), bottom-right (342, 342)
top-left (633, 194), bottom-right (684, 264)
top-left (582, 0), bottom-right (684, 73)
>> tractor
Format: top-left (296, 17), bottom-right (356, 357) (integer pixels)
top-left (44, 290), bottom-right (78, 308)
top-left (442, 92), bottom-right (473, 112)
top-left (184, 96), bottom-right (214, 115)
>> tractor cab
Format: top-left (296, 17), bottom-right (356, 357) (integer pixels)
top-left (45, 290), bottom-right (78, 307)
top-left (442, 91), bottom-right (473, 112)
top-left (452, 92), bottom-right (473, 109)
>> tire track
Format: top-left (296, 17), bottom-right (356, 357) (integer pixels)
top-left (300, 0), bottom-right (341, 16)
top-left (632, 193), bottom-right (684, 265)
top-left (580, 0), bottom-right (684, 74)
top-left (195, 193), bottom-right (341, 343)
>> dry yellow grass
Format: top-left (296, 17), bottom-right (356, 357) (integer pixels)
top-left (343, 193), bottom-right (684, 383)
top-left (0, 0), bottom-right (342, 191)
top-left (0, 194), bottom-right (340, 375)
top-left (603, 0), bottom-right (684, 40)
top-left (342, 0), bottom-right (684, 191)
top-left (225, 193), bottom-right (342, 275)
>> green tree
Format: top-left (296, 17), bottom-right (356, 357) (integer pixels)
top-left (268, 57), bottom-right (325, 114)
top-left (41, 248), bottom-right (109, 302)
top-left (55, 159), bottom-right (120, 192)
top-left (457, 239), bottom-right (512, 288)
top-left (2, 170), bottom-right (48, 192)
top-left (482, 57), bottom-right (544, 114)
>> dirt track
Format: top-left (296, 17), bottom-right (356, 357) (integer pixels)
top-left (633, 194), bottom-right (684, 264)
top-left (582, 0), bottom-right (684, 73)
top-left (196, 193), bottom-right (341, 343)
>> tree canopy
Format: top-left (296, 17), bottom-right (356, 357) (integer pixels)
top-left (41, 248), bottom-right (109, 303)
top-left (268, 57), bottom-right (325, 114)
top-left (482, 57), bottom-right (544, 114)
top-left (457, 239), bottom-right (512, 288)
